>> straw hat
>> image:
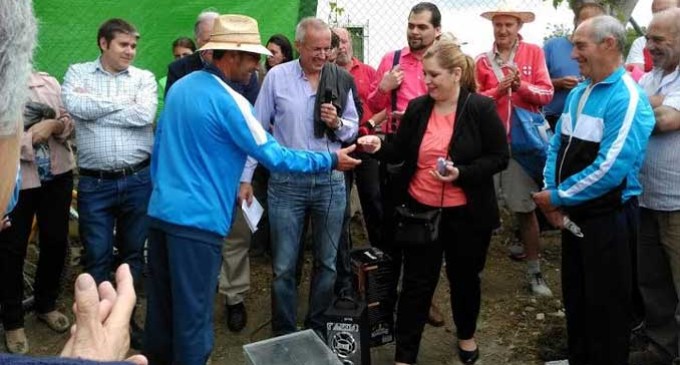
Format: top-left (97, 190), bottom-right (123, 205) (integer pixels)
top-left (199, 14), bottom-right (272, 56)
top-left (481, 3), bottom-right (535, 23)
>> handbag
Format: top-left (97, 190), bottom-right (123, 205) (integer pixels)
top-left (393, 204), bottom-right (442, 246)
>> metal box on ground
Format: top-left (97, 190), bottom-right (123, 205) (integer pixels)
top-left (351, 247), bottom-right (395, 347)
top-left (243, 329), bottom-right (343, 365)
top-left (325, 296), bottom-right (371, 365)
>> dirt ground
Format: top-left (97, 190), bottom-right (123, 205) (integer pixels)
top-left (2, 212), bottom-right (569, 365)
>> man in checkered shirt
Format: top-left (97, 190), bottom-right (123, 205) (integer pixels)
top-left (61, 18), bottom-right (156, 347)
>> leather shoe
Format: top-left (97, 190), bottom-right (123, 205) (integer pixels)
top-left (427, 303), bottom-right (445, 327)
top-left (458, 345), bottom-right (479, 364)
top-left (227, 302), bottom-right (247, 332)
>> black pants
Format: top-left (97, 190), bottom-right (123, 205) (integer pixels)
top-left (562, 199), bottom-right (638, 365)
top-left (335, 171), bottom-right (354, 296)
top-left (0, 172), bottom-right (73, 330)
top-left (354, 152), bottom-right (383, 247)
top-left (395, 203), bottom-right (492, 364)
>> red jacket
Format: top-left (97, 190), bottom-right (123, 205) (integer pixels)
top-left (475, 40), bottom-right (553, 136)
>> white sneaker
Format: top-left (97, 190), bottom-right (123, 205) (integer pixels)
top-left (529, 272), bottom-right (553, 297)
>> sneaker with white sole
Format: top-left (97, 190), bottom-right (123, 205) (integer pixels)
top-left (529, 272), bottom-right (553, 297)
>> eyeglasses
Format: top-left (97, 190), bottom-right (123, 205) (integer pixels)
top-left (305, 45), bottom-right (333, 56)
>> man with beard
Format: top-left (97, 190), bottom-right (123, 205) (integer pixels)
top-left (366, 1), bottom-right (446, 328)
top-left (630, 8), bottom-right (680, 365)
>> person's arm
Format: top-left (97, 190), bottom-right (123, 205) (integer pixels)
top-left (96, 71), bottom-right (157, 128)
top-left (543, 94), bottom-right (569, 191)
top-left (366, 54), bottom-right (394, 114)
top-left (550, 93), bottom-right (654, 207)
top-left (375, 98), bottom-right (419, 163)
top-left (224, 94), bottom-right (360, 173)
top-left (331, 89), bottom-right (359, 143)
top-left (455, 99), bottom-right (509, 187)
top-left (653, 106), bottom-right (680, 134)
top-left (515, 49), bottom-right (554, 107)
top-left (625, 36), bottom-right (646, 69)
top-left (475, 55), bottom-right (501, 99)
top-left (61, 65), bottom-right (126, 121)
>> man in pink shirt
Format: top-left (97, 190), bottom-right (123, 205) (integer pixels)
top-left (367, 2), bottom-right (445, 327)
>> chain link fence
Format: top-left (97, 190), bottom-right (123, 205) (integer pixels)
top-left (314, 0), bottom-right (577, 67)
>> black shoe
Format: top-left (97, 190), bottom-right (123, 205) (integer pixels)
top-left (129, 319), bottom-right (144, 350)
top-left (458, 345), bottom-right (479, 364)
top-left (226, 302), bottom-right (247, 332)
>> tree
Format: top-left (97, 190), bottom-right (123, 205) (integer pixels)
top-left (552, 0), bottom-right (639, 22)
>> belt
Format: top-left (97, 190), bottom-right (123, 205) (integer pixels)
top-left (79, 159), bottom-right (150, 179)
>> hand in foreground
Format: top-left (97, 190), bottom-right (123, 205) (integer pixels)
top-left (335, 144), bottom-right (362, 171)
top-left (356, 135), bottom-right (381, 154)
top-left (238, 182), bottom-right (254, 207)
top-left (429, 162), bottom-right (459, 182)
top-left (557, 76), bottom-right (580, 90)
top-left (61, 264), bottom-right (146, 365)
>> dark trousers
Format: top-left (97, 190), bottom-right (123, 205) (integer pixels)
top-left (335, 171), bottom-right (354, 296)
top-left (638, 207), bottom-right (680, 362)
top-left (395, 203), bottom-right (492, 364)
top-left (354, 152), bottom-right (383, 247)
top-left (0, 172), bottom-right (73, 330)
top-left (250, 165), bottom-right (270, 255)
top-left (143, 218), bottom-right (223, 365)
top-left (562, 199), bottom-right (638, 365)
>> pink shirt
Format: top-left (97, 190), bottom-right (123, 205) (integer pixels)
top-left (367, 47), bottom-right (427, 133)
top-left (348, 57), bottom-right (377, 123)
top-left (408, 110), bottom-right (467, 207)
top-left (475, 39), bottom-right (553, 136)
top-left (20, 72), bottom-right (75, 189)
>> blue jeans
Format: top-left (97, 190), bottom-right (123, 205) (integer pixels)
top-left (78, 167), bottom-right (151, 284)
top-left (268, 170), bottom-right (346, 335)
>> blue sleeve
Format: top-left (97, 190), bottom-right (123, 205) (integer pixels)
top-left (551, 84), bottom-right (654, 206)
top-left (543, 116), bottom-right (562, 191)
top-left (226, 92), bottom-right (335, 173)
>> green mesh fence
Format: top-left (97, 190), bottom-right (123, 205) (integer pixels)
top-left (33, 0), bottom-right (303, 81)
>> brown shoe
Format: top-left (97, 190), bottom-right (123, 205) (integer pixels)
top-left (427, 303), bottom-right (445, 327)
top-left (5, 328), bottom-right (29, 354)
top-left (37, 310), bottom-right (70, 333)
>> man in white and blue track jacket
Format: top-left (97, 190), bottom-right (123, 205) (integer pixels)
top-left (533, 15), bottom-right (655, 365)
top-left (143, 15), bottom-right (360, 365)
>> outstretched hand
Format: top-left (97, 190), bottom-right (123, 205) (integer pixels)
top-left (61, 264), bottom-right (146, 365)
top-left (356, 135), bottom-right (382, 154)
top-left (335, 144), bottom-right (362, 171)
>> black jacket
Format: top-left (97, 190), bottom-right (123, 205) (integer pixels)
top-left (376, 89), bottom-right (509, 229)
top-left (314, 63), bottom-right (363, 141)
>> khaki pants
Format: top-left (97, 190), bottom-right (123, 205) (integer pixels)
top-left (219, 208), bottom-right (251, 305)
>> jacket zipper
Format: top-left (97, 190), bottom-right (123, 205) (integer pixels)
top-left (558, 84), bottom-right (594, 184)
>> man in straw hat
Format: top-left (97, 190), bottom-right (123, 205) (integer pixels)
top-left (143, 14), bottom-right (360, 365)
top-left (475, 2), bottom-right (554, 297)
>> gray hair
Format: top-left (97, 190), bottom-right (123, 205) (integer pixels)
top-left (588, 15), bottom-right (626, 53)
top-left (0, 1), bottom-right (37, 136)
top-left (295, 17), bottom-right (330, 44)
top-left (194, 9), bottom-right (219, 39)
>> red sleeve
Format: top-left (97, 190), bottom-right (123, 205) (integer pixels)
top-left (475, 54), bottom-right (500, 99)
top-left (515, 45), bottom-right (554, 107)
top-left (367, 52), bottom-right (395, 113)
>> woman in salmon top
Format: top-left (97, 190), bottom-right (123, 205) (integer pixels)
top-left (358, 39), bottom-right (509, 365)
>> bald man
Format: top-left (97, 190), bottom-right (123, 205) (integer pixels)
top-left (625, 0), bottom-right (680, 72)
